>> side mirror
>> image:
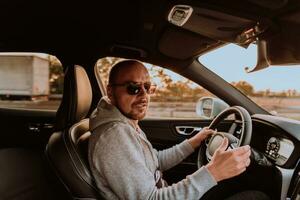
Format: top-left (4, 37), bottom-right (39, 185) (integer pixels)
top-left (196, 97), bottom-right (229, 119)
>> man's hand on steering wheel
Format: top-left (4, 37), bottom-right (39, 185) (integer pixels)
top-left (205, 137), bottom-right (251, 182)
top-left (188, 127), bottom-right (215, 149)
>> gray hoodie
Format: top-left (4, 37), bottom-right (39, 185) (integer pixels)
top-left (88, 97), bottom-right (217, 200)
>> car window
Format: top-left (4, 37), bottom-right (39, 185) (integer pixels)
top-left (96, 57), bottom-right (217, 119)
top-left (199, 44), bottom-right (300, 121)
top-left (0, 53), bottom-right (63, 111)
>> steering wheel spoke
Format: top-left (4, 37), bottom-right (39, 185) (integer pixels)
top-left (228, 122), bottom-right (237, 135)
top-left (204, 136), bottom-right (211, 147)
top-left (205, 147), bottom-right (212, 162)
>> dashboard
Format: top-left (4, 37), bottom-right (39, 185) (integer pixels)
top-left (251, 114), bottom-right (300, 168)
top-left (216, 113), bottom-right (300, 199)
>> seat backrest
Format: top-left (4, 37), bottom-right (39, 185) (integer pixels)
top-left (46, 65), bottom-right (103, 199)
top-left (47, 119), bottom-right (102, 200)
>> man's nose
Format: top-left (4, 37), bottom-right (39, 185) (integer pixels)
top-left (138, 85), bottom-right (147, 96)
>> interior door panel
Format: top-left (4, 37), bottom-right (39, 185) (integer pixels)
top-left (0, 108), bottom-right (56, 149)
top-left (0, 108), bottom-right (69, 200)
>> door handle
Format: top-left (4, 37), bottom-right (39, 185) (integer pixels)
top-left (28, 123), bottom-right (54, 133)
top-left (175, 126), bottom-right (202, 136)
top-left (28, 124), bottom-right (41, 133)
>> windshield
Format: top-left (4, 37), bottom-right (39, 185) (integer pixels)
top-left (199, 44), bottom-right (300, 121)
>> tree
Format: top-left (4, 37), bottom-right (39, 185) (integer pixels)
top-left (49, 55), bottom-right (64, 94)
top-left (149, 66), bottom-right (213, 102)
top-left (96, 57), bottom-right (122, 86)
top-left (232, 81), bottom-right (254, 96)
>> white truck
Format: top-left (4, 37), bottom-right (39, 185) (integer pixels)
top-left (0, 53), bottom-right (50, 99)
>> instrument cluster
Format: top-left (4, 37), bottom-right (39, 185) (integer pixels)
top-left (265, 137), bottom-right (294, 165)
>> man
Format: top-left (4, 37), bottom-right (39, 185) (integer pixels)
top-left (88, 60), bottom-right (268, 200)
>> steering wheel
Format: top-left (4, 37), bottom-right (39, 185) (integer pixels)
top-left (197, 106), bottom-right (252, 168)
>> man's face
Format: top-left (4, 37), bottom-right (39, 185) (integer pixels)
top-left (108, 62), bottom-right (151, 120)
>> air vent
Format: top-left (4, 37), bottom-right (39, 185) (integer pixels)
top-left (168, 5), bottom-right (193, 26)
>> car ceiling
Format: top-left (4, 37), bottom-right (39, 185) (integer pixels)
top-left (0, 0), bottom-right (300, 71)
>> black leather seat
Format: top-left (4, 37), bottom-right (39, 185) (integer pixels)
top-left (46, 65), bottom-right (102, 200)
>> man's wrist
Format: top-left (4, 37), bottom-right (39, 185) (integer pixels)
top-left (188, 137), bottom-right (201, 149)
top-left (205, 163), bottom-right (221, 182)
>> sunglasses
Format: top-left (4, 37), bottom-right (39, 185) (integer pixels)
top-left (110, 82), bottom-right (157, 95)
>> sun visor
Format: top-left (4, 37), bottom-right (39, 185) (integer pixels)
top-left (267, 25), bottom-right (300, 65)
top-left (246, 20), bottom-right (300, 72)
top-left (167, 5), bottom-right (256, 44)
top-left (246, 38), bottom-right (300, 73)
top-left (158, 28), bottom-right (221, 59)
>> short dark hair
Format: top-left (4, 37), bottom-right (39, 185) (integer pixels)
top-left (108, 60), bottom-right (142, 85)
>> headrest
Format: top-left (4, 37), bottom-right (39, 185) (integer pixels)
top-left (55, 65), bottom-right (92, 130)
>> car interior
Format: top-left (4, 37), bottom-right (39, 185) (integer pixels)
top-left (0, 0), bottom-right (300, 200)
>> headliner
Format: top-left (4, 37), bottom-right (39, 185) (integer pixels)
top-left (0, 0), bottom-right (299, 69)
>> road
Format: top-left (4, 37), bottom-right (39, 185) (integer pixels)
top-left (0, 98), bottom-right (300, 120)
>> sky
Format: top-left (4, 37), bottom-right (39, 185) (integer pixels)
top-left (198, 44), bottom-right (300, 92)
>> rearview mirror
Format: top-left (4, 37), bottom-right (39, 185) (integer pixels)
top-left (196, 97), bottom-right (229, 119)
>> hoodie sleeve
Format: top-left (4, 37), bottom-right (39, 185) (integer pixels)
top-left (90, 123), bottom-right (217, 200)
top-left (154, 140), bottom-right (194, 171)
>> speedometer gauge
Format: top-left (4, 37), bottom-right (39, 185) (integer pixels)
top-left (266, 137), bottom-right (280, 160)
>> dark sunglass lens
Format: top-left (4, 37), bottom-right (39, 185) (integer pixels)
top-left (127, 84), bottom-right (141, 95)
top-left (144, 83), bottom-right (151, 91)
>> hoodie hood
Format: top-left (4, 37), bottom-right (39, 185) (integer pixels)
top-left (89, 96), bottom-right (134, 131)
